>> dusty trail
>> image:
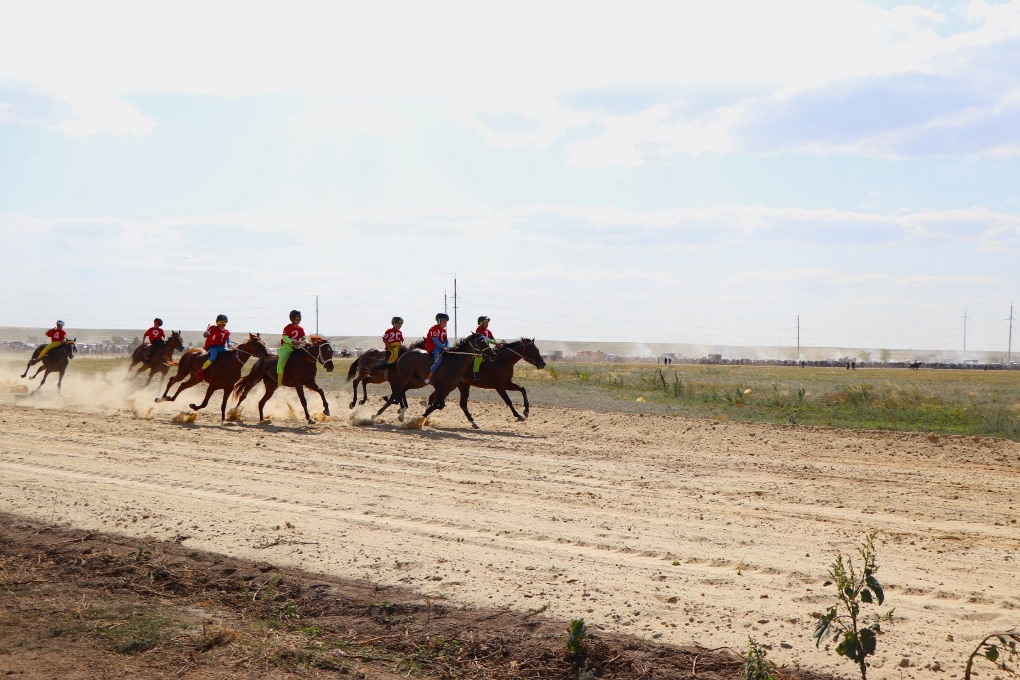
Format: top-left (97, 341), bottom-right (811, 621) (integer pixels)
top-left (1, 365), bottom-right (1018, 678)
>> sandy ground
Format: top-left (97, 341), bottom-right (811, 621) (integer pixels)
top-left (1, 360), bottom-right (1019, 679)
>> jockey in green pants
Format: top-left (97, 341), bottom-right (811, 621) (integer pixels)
top-left (472, 316), bottom-right (498, 380)
top-left (278, 310), bottom-right (306, 386)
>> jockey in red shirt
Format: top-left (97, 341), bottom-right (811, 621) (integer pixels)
top-left (472, 315), bottom-right (498, 380)
top-left (142, 318), bottom-right (166, 364)
top-left (277, 310), bottom-right (307, 386)
top-left (383, 316), bottom-right (404, 365)
top-left (424, 313), bottom-right (450, 385)
top-left (197, 314), bottom-right (230, 380)
top-left (35, 320), bottom-right (68, 362)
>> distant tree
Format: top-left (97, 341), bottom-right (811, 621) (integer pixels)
top-left (878, 348), bottom-right (892, 363)
top-left (858, 351), bottom-right (872, 362)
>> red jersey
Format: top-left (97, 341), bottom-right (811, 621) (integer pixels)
top-left (475, 326), bottom-right (494, 339)
top-left (383, 328), bottom-right (404, 345)
top-left (46, 327), bottom-right (67, 343)
top-left (144, 326), bottom-right (165, 344)
top-left (282, 323), bottom-right (306, 344)
top-left (425, 325), bottom-right (448, 352)
top-left (204, 325), bottom-right (230, 349)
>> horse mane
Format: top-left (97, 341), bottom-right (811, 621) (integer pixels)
top-left (409, 338), bottom-right (426, 350)
top-left (453, 333), bottom-right (482, 351)
top-left (309, 334), bottom-right (327, 345)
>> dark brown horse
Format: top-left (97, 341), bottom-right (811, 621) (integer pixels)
top-left (374, 333), bottom-right (495, 424)
top-left (231, 336), bottom-right (335, 424)
top-left (128, 330), bottom-right (185, 387)
top-left (156, 333), bottom-right (269, 424)
top-left (455, 338), bottom-right (546, 427)
top-left (20, 340), bottom-right (77, 394)
top-left (346, 339), bottom-right (427, 409)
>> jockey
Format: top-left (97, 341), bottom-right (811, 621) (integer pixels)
top-left (278, 310), bottom-right (306, 386)
top-left (382, 316), bottom-right (404, 365)
top-left (142, 318), bottom-right (166, 364)
top-left (423, 313), bottom-right (450, 385)
top-left (35, 320), bottom-right (68, 363)
top-left (197, 314), bottom-right (230, 380)
top-left (472, 315), bottom-right (498, 380)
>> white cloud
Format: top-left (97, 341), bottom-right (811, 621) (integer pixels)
top-left (290, 100), bottom-right (410, 136)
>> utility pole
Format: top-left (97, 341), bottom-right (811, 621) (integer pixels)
top-left (453, 277), bottom-right (459, 341)
top-left (962, 309), bottom-right (967, 360)
top-left (315, 295), bottom-right (319, 335)
top-left (796, 315), bottom-right (800, 359)
top-left (1009, 302), bottom-right (1016, 364)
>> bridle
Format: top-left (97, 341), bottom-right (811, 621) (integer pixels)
top-left (298, 341), bottom-right (333, 367)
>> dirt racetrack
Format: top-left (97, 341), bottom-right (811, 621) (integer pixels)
top-left (1, 363), bottom-right (1019, 679)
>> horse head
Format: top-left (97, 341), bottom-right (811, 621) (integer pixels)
top-left (519, 338), bottom-right (546, 369)
top-left (68, 339), bottom-right (78, 359)
top-left (238, 333), bottom-right (269, 359)
top-left (171, 330), bottom-right (184, 350)
top-left (309, 335), bottom-right (335, 372)
top-left (464, 332), bottom-right (498, 362)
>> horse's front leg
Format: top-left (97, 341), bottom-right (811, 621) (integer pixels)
top-left (57, 369), bottom-right (67, 394)
top-left (307, 380), bottom-right (329, 417)
top-left (496, 387), bottom-right (525, 421)
top-left (457, 384), bottom-right (478, 429)
top-left (29, 366), bottom-right (45, 381)
top-left (189, 385), bottom-right (217, 412)
top-left (218, 389), bottom-right (231, 425)
top-left (294, 385), bottom-right (313, 424)
top-left (506, 381), bottom-right (529, 418)
top-left (360, 378), bottom-right (370, 405)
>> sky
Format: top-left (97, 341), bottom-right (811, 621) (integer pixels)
top-left (2, 0), bottom-right (1019, 356)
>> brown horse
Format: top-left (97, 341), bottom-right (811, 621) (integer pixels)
top-left (20, 340), bottom-right (77, 394)
top-left (374, 333), bottom-right (495, 423)
top-left (231, 336), bottom-right (335, 424)
top-left (156, 333), bottom-right (269, 424)
top-left (346, 340), bottom-right (424, 408)
top-left (455, 338), bottom-right (546, 427)
top-left (128, 330), bottom-right (185, 387)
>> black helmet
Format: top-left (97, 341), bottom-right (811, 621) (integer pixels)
top-left (391, 316), bottom-right (404, 325)
top-left (477, 315), bottom-right (490, 325)
top-left (216, 314), bottom-right (228, 323)
top-left (154, 318), bottom-right (163, 326)
top-left (436, 312), bottom-right (449, 322)
top-left (290, 309), bottom-right (301, 321)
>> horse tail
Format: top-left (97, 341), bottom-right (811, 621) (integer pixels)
top-left (346, 357), bottom-right (360, 382)
top-left (232, 357), bottom-right (266, 400)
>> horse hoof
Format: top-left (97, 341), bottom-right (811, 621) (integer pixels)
top-left (472, 422), bottom-right (479, 429)
top-left (154, 397), bottom-right (162, 403)
top-left (189, 404), bottom-right (199, 410)
top-left (516, 416), bottom-right (525, 422)
top-left (323, 408), bottom-right (330, 416)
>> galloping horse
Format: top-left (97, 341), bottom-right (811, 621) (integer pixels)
top-left (20, 340), bottom-right (77, 394)
top-left (156, 333), bottom-right (269, 424)
top-left (374, 333), bottom-right (495, 423)
top-left (346, 345), bottom-right (410, 409)
top-left (232, 336), bottom-right (335, 424)
top-left (128, 330), bottom-right (185, 387)
top-left (454, 338), bottom-right (546, 428)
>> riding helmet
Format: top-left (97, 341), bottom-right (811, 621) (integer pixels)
top-left (290, 310), bottom-right (301, 321)
top-left (154, 318), bottom-right (163, 326)
top-left (56, 320), bottom-right (65, 326)
top-left (436, 313), bottom-right (449, 322)
top-left (477, 316), bottom-right (490, 324)
top-left (216, 314), bottom-right (228, 323)
top-left (391, 316), bottom-right (404, 325)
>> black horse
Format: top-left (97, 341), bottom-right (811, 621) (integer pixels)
top-left (454, 338), bottom-right (546, 428)
top-left (20, 340), bottom-right (78, 394)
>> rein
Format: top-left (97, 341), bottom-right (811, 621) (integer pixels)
top-left (297, 342), bottom-right (332, 366)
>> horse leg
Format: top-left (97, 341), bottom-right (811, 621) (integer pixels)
top-left (257, 381), bottom-right (278, 422)
top-left (507, 381), bottom-right (529, 418)
top-left (495, 387), bottom-right (525, 421)
top-left (457, 384), bottom-right (478, 429)
top-left (57, 369), bottom-right (66, 394)
top-left (189, 385), bottom-right (217, 412)
top-left (294, 385), bottom-right (313, 424)
top-left (360, 377), bottom-right (370, 405)
top-left (349, 377), bottom-right (360, 409)
top-left (20, 358), bottom-right (33, 378)
top-left (307, 380), bottom-right (329, 417)
top-left (219, 389), bottom-right (231, 425)
top-left (29, 366), bottom-right (45, 381)
top-left (32, 370), bottom-right (50, 394)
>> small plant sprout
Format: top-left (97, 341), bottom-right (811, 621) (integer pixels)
top-left (742, 637), bottom-right (779, 680)
top-left (565, 618), bottom-right (591, 658)
top-left (964, 629), bottom-right (1020, 679)
top-left (814, 531), bottom-right (892, 680)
